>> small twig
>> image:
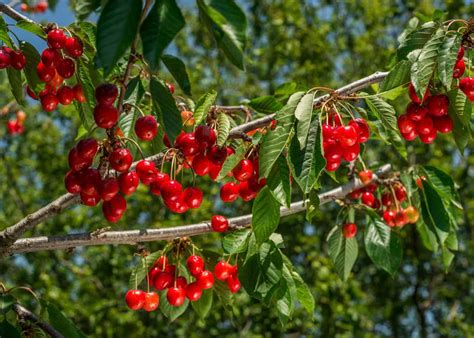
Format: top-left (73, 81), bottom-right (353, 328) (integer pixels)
top-left (12, 303), bottom-right (64, 338)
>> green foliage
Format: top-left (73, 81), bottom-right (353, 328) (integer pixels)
top-left (327, 226), bottom-right (358, 281)
top-left (161, 54), bottom-right (192, 95)
top-left (252, 187), bottom-right (281, 244)
top-left (150, 78), bottom-right (181, 143)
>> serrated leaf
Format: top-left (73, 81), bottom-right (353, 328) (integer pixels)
top-left (128, 251), bottom-right (162, 289)
top-left (197, 0), bottom-right (247, 70)
top-left (150, 78), bottom-right (181, 143)
top-left (76, 59), bottom-right (96, 131)
top-left (327, 226), bottom-right (358, 281)
top-left (259, 92), bottom-right (305, 179)
top-left (216, 113), bottom-right (231, 147)
top-left (246, 96), bottom-right (283, 114)
top-left (16, 20), bottom-right (46, 38)
top-left (447, 89), bottom-right (471, 153)
top-left (7, 68), bottom-right (25, 106)
top-left (0, 16), bottom-right (13, 47)
top-left (419, 180), bottom-right (450, 246)
top-left (411, 28), bottom-right (445, 99)
top-left (252, 187), bottom-right (281, 244)
top-left (96, 0), bottom-right (142, 74)
top-left (397, 21), bottom-right (438, 60)
top-left (295, 92), bottom-right (315, 149)
top-left (379, 60), bottom-right (411, 92)
top-left (161, 54), bottom-right (191, 95)
top-left (365, 95), bottom-right (398, 131)
top-left (191, 289), bottom-right (213, 319)
top-left (20, 41), bottom-right (41, 94)
top-left (160, 294), bottom-right (189, 321)
top-left (438, 32), bottom-right (462, 89)
top-left (421, 166), bottom-right (460, 205)
top-left (222, 229), bottom-right (250, 254)
top-left (141, 0), bottom-right (185, 70)
top-left (364, 218), bottom-right (403, 275)
top-left (306, 189), bottom-right (320, 222)
top-left (292, 271), bottom-right (314, 315)
top-left (193, 90), bottom-right (217, 125)
top-left (46, 302), bottom-right (86, 338)
top-left (267, 155), bottom-right (291, 207)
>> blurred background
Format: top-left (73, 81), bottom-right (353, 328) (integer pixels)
top-left (1, 0), bottom-right (473, 336)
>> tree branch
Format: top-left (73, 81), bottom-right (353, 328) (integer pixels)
top-left (8, 165), bottom-right (391, 254)
top-left (12, 303), bottom-right (64, 338)
top-left (0, 2), bottom-right (39, 24)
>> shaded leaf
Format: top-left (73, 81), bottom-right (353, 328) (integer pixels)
top-left (16, 20), bottom-right (46, 38)
top-left (295, 92), bottom-right (315, 149)
top-left (46, 302), bottom-right (86, 338)
top-left (437, 32), bottom-right (462, 89)
top-left (216, 143), bottom-right (245, 180)
top-left (162, 54), bottom-right (191, 95)
top-left (292, 271), bottom-right (314, 315)
top-left (0, 319), bottom-right (20, 338)
top-left (0, 16), bottom-right (13, 47)
top-left (379, 60), bottom-right (411, 92)
top-left (222, 229), bottom-right (250, 254)
top-left (267, 155), bottom-right (291, 207)
top-left (327, 226), bottom-right (358, 281)
top-left (397, 21), bottom-right (438, 60)
top-left (150, 78), bottom-right (181, 143)
top-left (419, 180), bottom-right (450, 246)
top-left (252, 187), bottom-right (281, 244)
top-left (20, 41), bottom-right (41, 94)
top-left (191, 289), bottom-right (213, 319)
top-left (7, 68), bottom-right (25, 106)
top-left (247, 96), bottom-right (283, 115)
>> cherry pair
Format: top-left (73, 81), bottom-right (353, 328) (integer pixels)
top-left (0, 46), bottom-right (26, 70)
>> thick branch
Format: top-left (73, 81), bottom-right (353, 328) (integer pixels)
top-left (8, 165), bottom-right (391, 254)
top-left (0, 2), bottom-right (38, 24)
top-left (12, 303), bottom-right (64, 338)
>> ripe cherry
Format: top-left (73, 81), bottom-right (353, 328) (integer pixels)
top-left (109, 148), bottom-right (133, 172)
top-left (416, 176), bottom-right (426, 189)
top-left (149, 172), bottom-right (170, 196)
top-left (433, 115), bottom-right (453, 133)
top-left (47, 29), bottom-right (66, 49)
top-left (176, 133), bottom-right (200, 156)
top-left (211, 215), bottom-right (229, 232)
top-left (405, 206), bottom-right (420, 224)
top-left (325, 159), bottom-right (341, 172)
top-left (323, 144), bottom-right (342, 162)
top-left (118, 171), bottom-right (139, 195)
top-left (164, 196), bottom-right (189, 214)
top-left (125, 289), bottom-right (146, 310)
top-left (342, 223), bottom-right (357, 238)
top-left (358, 170), bottom-right (373, 184)
top-left (136, 160), bottom-right (157, 185)
top-left (154, 255), bottom-right (169, 269)
top-left (238, 181), bottom-right (258, 201)
top-left (98, 177), bottom-right (119, 201)
top-left (195, 125), bottom-right (216, 149)
top-left (232, 159), bottom-right (254, 182)
top-left (68, 147), bottom-right (91, 171)
top-left (37, 62), bottom-right (55, 82)
top-left (192, 153), bottom-right (212, 176)
top-left (94, 104), bottom-right (118, 129)
top-left (419, 129), bottom-right (437, 144)
top-left (226, 275), bottom-right (241, 293)
top-left (381, 192), bottom-right (392, 207)
top-left (395, 185), bottom-right (407, 202)
top-left (76, 138), bottom-right (98, 161)
top-left (40, 93), bottom-right (59, 112)
top-left (160, 180), bottom-right (183, 202)
top-left (185, 282), bottom-right (202, 301)
top-left (401, 128), bottom-right (418, 141)
top-left (220, 182), bottom-right (239, 202)
top-left (408, 83), bottom-right (429, 104)
top-left (417, 116), bottom-right (434, 135)
top-left (335, 125), bottom-right (358, 147)
top-left (167, 287), bottom-right (186, 307)
top-left (427, 95), bottom-right (449, 117)
top-left (406, 103), bottom-right (427, 122)
top-left (57, 86), bottom-right (75, 105)
top-left (9, 50), bottom-right (26, 70)
top-left (79, 168), bottom-right (100, 195)
top-left (80, 190), bottom-right (100, 206)
top-left (143, 292), bottom-right (159, 312)
top-left (196, 270), bottom-right (214, 290)
top-left (153, 272), bottom-right (174, 290)
top-left (64, 37), bottom-right (83, 58)
top-left (183, 187), bottom-right (203, 209)
top-left (452, 59), bottom-right (465, 79)
top-left (56, 58), bottom-right (75, 78)
top-left (459, 77), bottom-right (474, 99)
top-left (397, 114), bottom-right (416, 134)
top-left (73, 84), bottom-right (86, 102)
top-left (186, 255), bottom-right (204, 276)
top-left (41, 48), bottom-right (60, 68)
top-left (0, 48), bottom-right (11, 68)
top-left (394, 209), bottom-right (408, 227)
top-left (64, 170), bottom-right (81, 194)
top-left (102, 194), bottom-right (127, 222)
top-left (167, 82), bottom-right (175, 94)
top-left (348, 118), bottom-right (370, 143)
top-left (135, 115), bottom-right (158, 141)
top-left (95, 83), bottom-right (118, 105)
top-left (214, 260), bottom-right (232, 281)
top-left (457, 46), bottom-right (465, 59)
top-left (383, 210), bottom-right (396, 227)
top-left (341, 143), bottom-right (360, 162)
top-left (361, 192), bottom-right (376, 207)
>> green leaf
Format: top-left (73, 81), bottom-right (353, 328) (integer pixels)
top-left (259, 92), bottom-right (305, 179)
top-left (327, 226), bottom-right (358, 281)
top-left (96, 0), bottom-right (142, 74)
top-left (16, 20), bottom-right (46, 38)
top-left (141, 0), bottom-right (185, 70)
top-left (216, 113), bottom-right (231, 147)
top-left (379, 60), bottom-right (411, 92)
top-left (150, 78), bottom-right (181, 144)
top-left (246, 96), bottom-right (283, 115)
top-left (397, 21), bottom-right (438, 60)
top-left (305, 189), bottom-right (320, 222)
top-left (0, 16), bottom-right (13, 48)
top-left (252, 187), bottom-right (281, 244)
top-left (295, 92), bottom-right (315, 149)
top-left (191, 289), bottom-right (213, 319)
top-left (193, 90), bottom-right (217, 125)
top-left (216, 143), bottom-right (245, 180)
top-left (421, 166), bottom-right (460, 205)
top-left (20, 41), bottom-right (41, 94)
top-left (46, 302), bottom-right (86, 338)
top-left (128, 251), bottom-right (162, 289)
top-left (364, 218), bottom-right (403, 275)
top-left (447, 89), bottom-right (472, 153)
top-left (0, 295), bottom-right (14, 315)
top-left (197, 0), bottom-right (247, 70)
top-left (410, 28), bottom-right (445, 99)
top-left (160, 294), bottom-right (189, 321)
top-left (267, 155), bottom-right (291, 207)
top-left (276, 288), bottom-right (292, 325)
top-left (121, 76), bottom-right (145, 138)
top-left (416, 220), bottom-right (439, 252)
top-left (75, 59), bottom-right (96, 131)
top-left (0, 319), bottom-right (20, 338)
top-left (7, 68), bottom-right (25, 106)
top-left (222, 229), bottom-right (251, 254)
top-left (292, 271), bottom-right (314, 315)
top-left (161, 54), bottom-right (191, 95)
top-left (437, 32), bottom-right (462, 89)
top-left (419, 180), bottom-right (450, 246)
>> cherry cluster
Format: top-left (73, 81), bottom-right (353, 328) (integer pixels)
top-left (6, 111), bottom-right (26, 135)
top-left (322, 113), bottom-right (370, 171)
top-left (460, 77), bottom-right (474, 101)
top-left (0, 46), bottom-right (26, 70)
top-left (126, 254), bottom-right (240, 311)
top-left (19, 1), bottom-right (48, 13)
top-left (30, 28), bottom-right (85, 112)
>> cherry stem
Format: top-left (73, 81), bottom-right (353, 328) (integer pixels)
top-left (143, 257), bottom-right (149, 293)
top-left (123, 137), bottom-right (145, 160)
top-left (128, 103), bottom-right (146, 117)
top-left (389, 185), bottom-right (400, 211)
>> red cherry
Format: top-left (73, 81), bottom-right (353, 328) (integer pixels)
top-left (143, 292), bottom-right (159, 312)
top-left (73, 84), bottom-right (86, 103)
top-left (408, 82), bottom-right (429, 104)
top-left (160, 180), bottom-right (183, 201)
top-left (192, 153), bottom-right (212, 176)
top-left (183, 187), bottom-right (203, 209)
top-left (405, 206), bottom-right (420, 224)
top-left (167, 82), bottom-right (175, 94)
top-left (175, 276), bottom-right (187, 289)
top-left (343, 223), bottom-right (357, 238)
top-left (417, 116), bottom-right (434, 135)
top-left (185, 282), bottom-right (203, 301)
top-left (459, 78), bottom-right (474, 100)
top-left (335, 125), bottom-right (358, 147)
top-left (47, 29), bottom-right (66, 49)
top-left (56, 58), bottom-right (75, 78)
top-left (68, 147), bottom-right (91, 171)
top-left (9, 50), bottom-right (26, 70)
top-left (419, 128), bottom-right (437, 144)
top-left (457, 46), bottom-right (465, 60)
top-left (394, 209), bottom-right (408, 227)
top-left (153, 255), bottom-right (169, 269)
top-left (125, 289), bottom-right (146, 310)
top-left (322, 123), bottom-right (334, 140)
top-left (358, 170), bottom-right (373, 184)
top-left (406, 103), bottom-right (427, 122)
top-left (401, 128), bottom-right (418, 141)
top-left (79, 168), bottom-right (100, 195)
top-left (57, 86), bottom-right (75, 105)
top-left (220, 182), bottom-right (239, 202)
top-left (214, 260), bottom-right (232, 281)
top-left (348, 118), bottom-right (370, 143)
top-left (453, 59), bottom-right (465, 79)
top-left (381, 192), bottom-right (393, 207)
top-left (226, 274), bottom-right (241, 293)
top-left (186, 255), bottom-right (204, 276)
top-left (98, 177), bottom-right (119, 201)
top-left (433, 115), bottom-right (453, 133)
top-left (36, 1), bottom-right (48, 12)
top-left (207, 146), bottom-right (228, 165)
top-left (323, 144), bottom-right (342, 162)
top-left (196, 270), bottom-right (214, 290)
top-left (211, 215), bottom-right (229, 232)
top-left (325, 159), bottom-right (341, 172)
top-left (118, 171), bottom-right (139, 195)
top-left (341, 143), bottom-right (360, 162)
top-left (26, 86), bottom-right (38, 100)
top-left (94, 104), bottom-right (118, 129)
top-left (102, 194), bottom-right (127, 222)
top-left (176, 132), bottom-right (200, 156)
top-left (41, 48), bottom-right (60, 68)
top-left (383, 210), bottom-right (396, 227)
top-left (164, 195), bottom-right (189, 214)
top-left (427, 95), bottom-right (449, 117)
top-left (153, 272), bottom-right (173, 290)
top-left (195, 125), bottom-right (216, 149)
top-left (136, 160), bottom-right (157, 185)
top-left (365, 182), bottom-right (378, 192)
top-left (109, 148), bottom-right (133, 172)
top-left (47, 71), bottom-right (63, 88)
top-left (36, 62), bottom-right (56, 82)
top-left (135, 115), bottom-right (158, 141)
top-left (95, 83), bottom-right (118, 105)
top-left (167, 287), bottom-right (186, 307)
top-left (348, 189), bottom-right (362, 199)
top-left (80, 189), bottom-right (100, 206)
top-left (149, 172), bottom-right (170, 196)
top-left (76, 138), bottom-right (98, 161)
top-left (232, 159), bottom-right (254, 182)
top-left (64, 170), bottom-right (81, 194)
top-left (19, 3), bottom-right (28, 11)
top-left (64, 37), bottom-right (83, 58)
top-left (238, 181), bottom-right (258, 201)
top-left (0, 48), bottom-right (11, 68)
top-left (394, 185), bottom-right (407, 202)
top-left (397, 114), bottom-right (416, 134)
top-left (361, 192), bottom-right (375, 207)
top-left (40, 93), bottom-right (59, 112)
